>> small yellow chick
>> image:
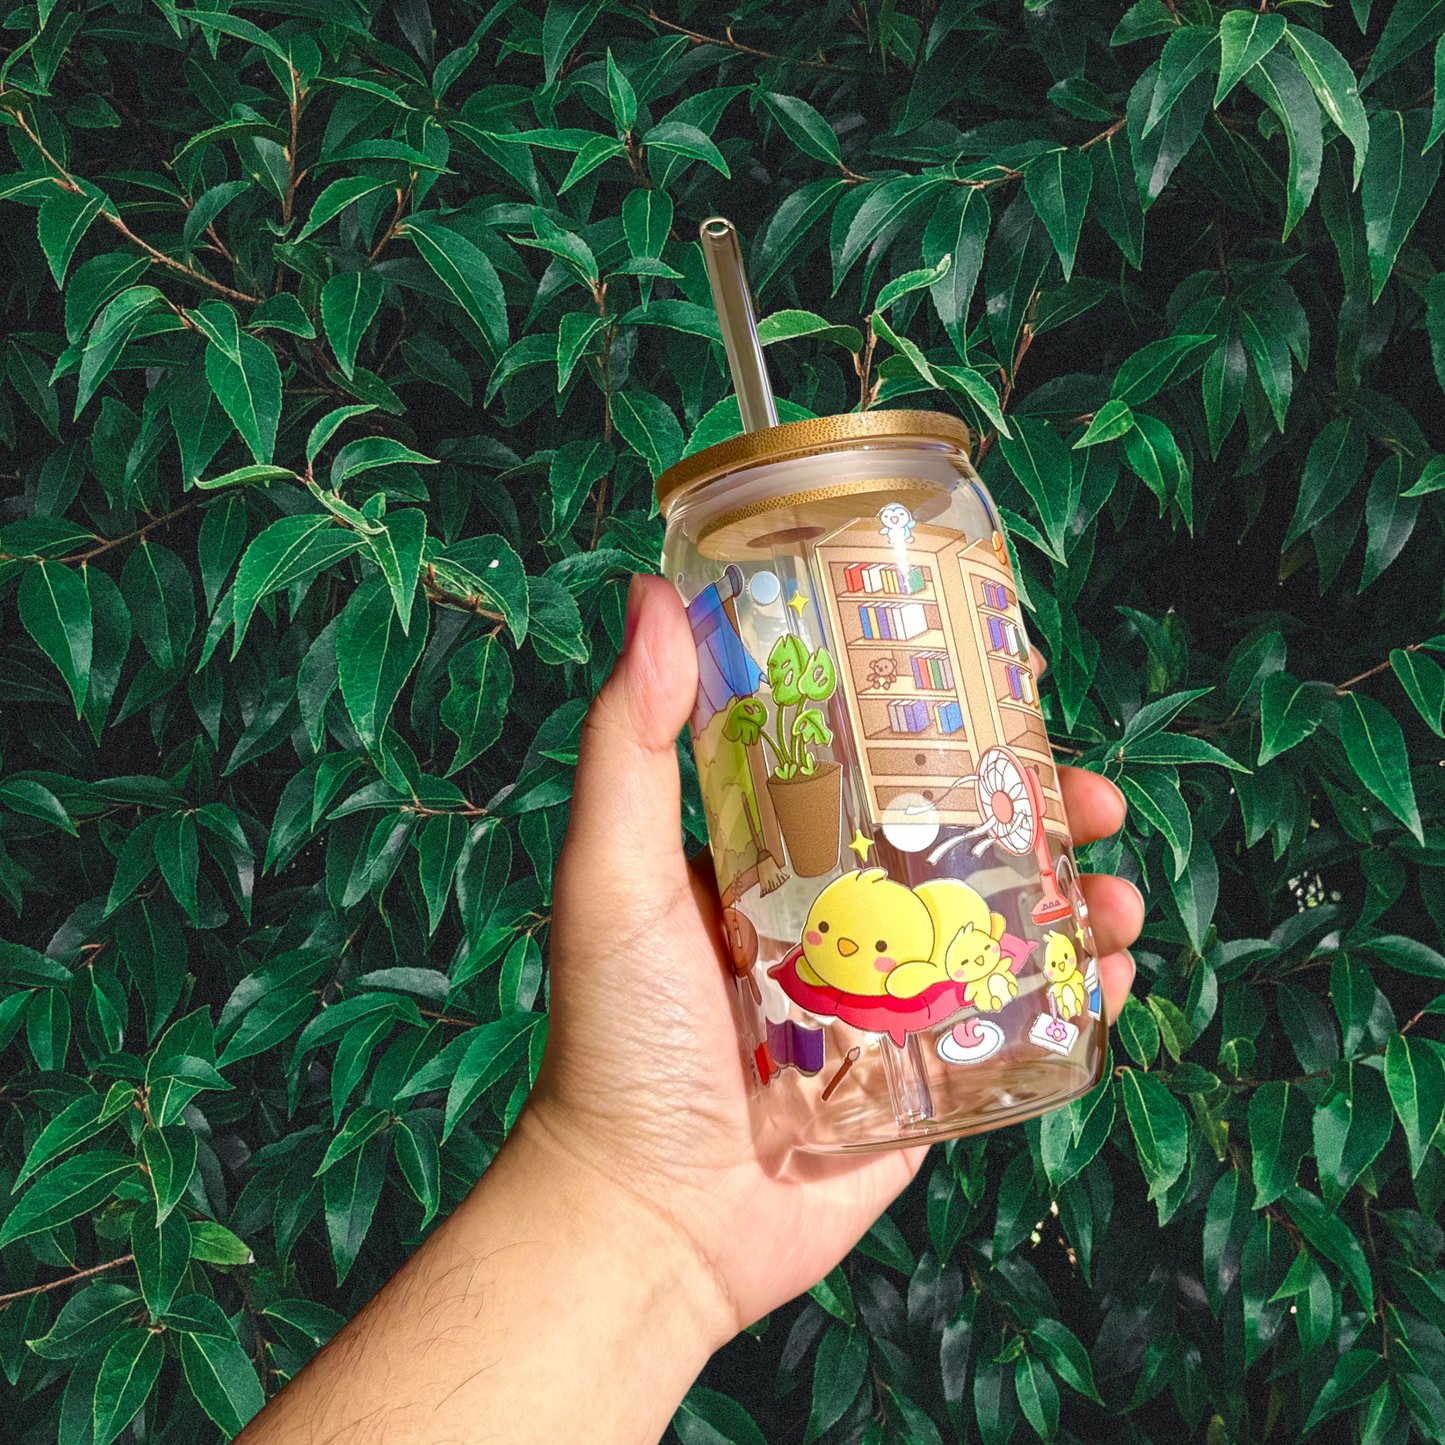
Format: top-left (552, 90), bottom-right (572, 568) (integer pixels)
top-left (798, 870), bottom-right (1014, 1006)
top-left (1043, 930), bottom-right (1086, 1017)
top-left (890, 880), bottom-right (1014, 1008)
top-left (799, 869), bottom-right (936, 997)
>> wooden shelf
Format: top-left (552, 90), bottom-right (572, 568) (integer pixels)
top-left (843, 628), bottom-right (951, 650)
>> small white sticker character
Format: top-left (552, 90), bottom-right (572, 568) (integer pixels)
top-left (878, 502), bottom-right (915, 548)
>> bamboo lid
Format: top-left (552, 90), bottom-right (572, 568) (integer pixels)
top-left (655, 410), bottom-right (972, 518)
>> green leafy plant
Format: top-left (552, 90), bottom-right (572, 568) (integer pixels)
top-left (0, 0), bottom-right (1444, 1442)
top-left (727, 635), bottom-right (837, 779)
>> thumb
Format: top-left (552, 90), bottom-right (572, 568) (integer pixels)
top-left (558, 574), bottom-right (698, 891)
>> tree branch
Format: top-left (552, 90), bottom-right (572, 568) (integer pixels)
top-left (0, 1254), bottom-right (134, 1307)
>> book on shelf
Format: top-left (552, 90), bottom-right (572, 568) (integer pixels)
top-left (859, 601), bottom-right (928, 641)
top-left (843, 562), bottom-right (925, 595)
top-left (910, 650), bottom-right (954, 690)
top-left (888, 698), bottom-right (930, 734)
top-left (934, 699), bottom-right (964, 734)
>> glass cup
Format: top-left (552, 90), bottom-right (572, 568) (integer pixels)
top-left (659, 411), bottom-right (1105, 1153)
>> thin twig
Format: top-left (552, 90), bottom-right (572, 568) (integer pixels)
top-left (1336, 642), bottom-right (1422, 694)
top-left (0, 1254), bottom-right (134, 1307)
top-left (2, 104), bottom-right (262, 306)
top-left (643, 8), bottom-right (857, 71)
top-left (1079, 117), bottom-right (1126, 152)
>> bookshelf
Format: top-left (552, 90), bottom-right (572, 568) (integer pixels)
top-left (814, 521), bottom-right (1067, 837)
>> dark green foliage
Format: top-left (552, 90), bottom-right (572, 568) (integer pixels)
top-left (0, 0), bottom-right (1443, 1441)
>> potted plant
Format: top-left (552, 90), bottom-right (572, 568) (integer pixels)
top-left (724, 635), bottom-right (842, 877)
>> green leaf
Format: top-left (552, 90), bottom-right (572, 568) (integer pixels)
top-left (29, 1283), bottom-right (141, 1361)
top-left (1285, 416), bottom-right (1368, 549)
top-left (401, 214), bottom-right (509, 356)
top-left (19, 560), bottom-right (92, 716)
top-left (120, 540), bottom-right (194, 676)
top-left (93, 1329), bottom-right (163, 1445)
top-left (1121, 411), bottom-right (1189, 510)
top-left (1015, 1354), bottom-right (1060, 1442)
top-left (985, 192), bottom-right (1055, 372)
top-left (644, 121), bottom-right (731, 177)
top-left (188, 1221), bottom-right (252, 1265)
top-left (1128, 59), bottom-right (1211, 211)
top-left (177, 1318), bottom-right (265, 1436)
top-left (230, 515), bottom-right (364, 655)
top-left (440, 634), bottom-right (514, 775)
top-left (38, 188), bottom-right (107, 288)
top-left (1072, 398), bottom-right (1134, 449)
top-left (997, 416), bottom-right (1075, 561)
top-left (296, 176), bottom-right (394, 242)
top-left (0, 1152), bottom-right (137, 1247)
top-left (16, 1085), bottom-right (129, 1189)
top-left (1362, 109), bottom-right (1443, 303)
top-left (922, 185), bottom-right (990, 360)
top-left (1028, 1318), bottom-right (1102, 1404)
top-left (1257, 672), bottom-right (1324, 765)
top-left (1361, 0), bottom-right (1445, 88)
top-left (757, 90), bottom-right (840, 166)
top-left (1215, 12), bottom-right (1285, 107)
top-left (1112, 335), bottom-right (1214, 406)
top-left (604, 48), bottom-right (637, 132)
top-left (1339, 690), bottom-right (1424, 843)
top-left (1119, 767), bottom-right (1191, 879)
top-left (140, 1123), bottom-right (197, 1223)
top-left (1249, 1080), bottom-right (1313, 1207)
top-left (205, 331), bottom-right (283, 465)
top-left (612, 391), bottom-right (684, 479)
top-left (1392, 648), bottom-right (1445, 736)
top-left (1302, 1350), bottom-right (1388, 1435)
top-left (1360, 455), bottom-right (1421, 591)
top-left (1386, 1034), bottom-right (1445, 1175)
top-left (393, 1113), bottom-right (441, 1226)
top-left (0, 777), bottom-right (77, 835)
top-left (1313, 1061), bottom-right (1392, 1194)
top-left (131, 1199), bottom-right (191, 1318)
top-left (805, 1323), bottom-right (867, 1442)
top-left (321, 270), bottom-right (384, 380)
top-left (1022, 148), bottom-right (1092, 281)
top-left (441, 1015), bottom-right (536, 1139)
top-left (1091, 131), bottom-right (1145, 267)
top-left (674, 1385), bottom-right (769, 1445)
top-left (366, 508), bottom-right (427, 633)
top-left (437, 536), bottom-right (528, 645)
top-left (806, 1263), bottom-right (856, 1325)
top-left (1118, 1068), bottom-right (1189, 1198)
top-left (1242, 47), bottom-right (1323, 240)
top-left (154, 812), bottom-right (200, 925)
top-left (316, 1104), bottom-right (390, 1175)
top-left (1145, 26), bottom-right (1219, 136)
top-left (337, 573), bottom-right (430, 750)
top-left (1282, 26), bottom-right (1369, 187)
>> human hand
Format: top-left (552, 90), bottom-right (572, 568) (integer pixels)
top-left (519, 575), bottom-right (1144, 1353)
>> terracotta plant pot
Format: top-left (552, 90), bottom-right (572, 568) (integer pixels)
top-left (766, 761), bottom-right (842, 877)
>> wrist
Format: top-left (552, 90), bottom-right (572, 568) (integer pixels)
top-left (508, 1097), bottom-right (739, 1356)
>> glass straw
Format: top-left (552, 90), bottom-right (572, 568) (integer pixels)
top-left (699, 216), bottom-right (939, 1136)
top-left (698, 218), bottom-right (778, 434)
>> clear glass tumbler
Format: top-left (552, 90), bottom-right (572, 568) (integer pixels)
top-left (659, 410), bottom-right (1105, 1153)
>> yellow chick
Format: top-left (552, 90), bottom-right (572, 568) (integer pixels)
top-left (798, 870), bottom-right (1014, 1007)
top-left (798, 869), bottom-right (936, 997)
top-left (1043, 930), bottom-right (1086, 1017)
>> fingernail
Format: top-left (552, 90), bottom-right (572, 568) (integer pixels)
top-left (622, 574), bottom-right (645, 653)
top-left (1123, 948), bottom-right (1137, 989)
top-left (1106, 776), bottom-right (1127, 813)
